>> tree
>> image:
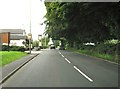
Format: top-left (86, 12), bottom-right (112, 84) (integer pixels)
top-left (44, 2), bottom-right (119, 48)
top-left (32, 40), bottom-right (39, 47)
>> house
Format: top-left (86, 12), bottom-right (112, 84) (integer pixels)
top-left (0, 29), bottom-right (27, 47)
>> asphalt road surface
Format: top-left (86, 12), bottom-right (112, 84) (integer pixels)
top-left (2, 49), bottom-right (118, 87)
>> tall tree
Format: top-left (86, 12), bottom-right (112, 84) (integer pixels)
top-left (44, 2), bottom-right (119, 47)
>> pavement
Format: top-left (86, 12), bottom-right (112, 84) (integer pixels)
top-left (0, 50), bottom-right (42, 84)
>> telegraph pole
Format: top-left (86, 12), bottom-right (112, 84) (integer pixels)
top-left (29, 0), bottom-right (32, 54)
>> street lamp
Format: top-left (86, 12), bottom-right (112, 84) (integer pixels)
top-left (28, 0), bottom-right (32, 54)
top-left (28, 33), bottom-right (32, 54)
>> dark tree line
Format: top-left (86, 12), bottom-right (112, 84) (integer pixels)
top-left (44, 2), bottom-right (119, 48)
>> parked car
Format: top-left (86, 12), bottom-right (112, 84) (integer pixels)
top-left (50, 44), bottom-right (55, 49)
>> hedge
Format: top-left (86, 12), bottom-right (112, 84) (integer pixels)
top-left (2, 45), bottom-right (26, 52)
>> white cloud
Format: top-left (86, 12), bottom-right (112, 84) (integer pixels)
top-left (0, 0), bottom-right (47, 40)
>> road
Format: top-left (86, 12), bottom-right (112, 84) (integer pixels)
top-left (2, 49), bottom-right (118, 87)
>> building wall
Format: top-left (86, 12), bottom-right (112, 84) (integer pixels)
top-left (0, 32), bottom-right (10, 43)
top-left (1, 30), bottom-right (26, 47)
top-left (10, 40), bottom-right (25, 47)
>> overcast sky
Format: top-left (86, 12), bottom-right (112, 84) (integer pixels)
top-left (0, 0), bottom-right (47, 40)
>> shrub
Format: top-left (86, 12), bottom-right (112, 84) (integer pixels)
top-left (2, 45), bottom-right (8, 51)
top-left (95, 43), bottom-right (118, 54)
top-left (2, 45), bottom-right (25, 52)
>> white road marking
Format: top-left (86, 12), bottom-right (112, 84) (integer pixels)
top-left (58, 51), bottom-right (93, 82)
top-left (59, 51), bottom-right (71, 64)
top-left (73, 66), bottom-right (93, 82)
top-left (61, 55), bottom-right (64, 58)
top-left (65, 58), bottom-right (71, 63)
top-left (58, 51), bottom-right (64, 57)
top-left (59, 51), bottom-right (61, 55)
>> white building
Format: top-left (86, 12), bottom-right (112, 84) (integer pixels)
top-left (0, 29), bottom-right (27, 47)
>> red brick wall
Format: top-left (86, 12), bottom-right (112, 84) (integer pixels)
top-left (0, 32), bottom-right (10, 43)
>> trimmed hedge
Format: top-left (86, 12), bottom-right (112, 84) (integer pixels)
top-left (2, 45), bottom-right (25, 52)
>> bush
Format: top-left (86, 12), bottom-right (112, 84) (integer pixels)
top-left (2, 45), bottom-right (25, 52)
top-left (77, 42), bottom-right (119, 55)
top-left (40, 46), bottom-right (48, 49)
top-left (95, 43), bottom-right (118, 54)
top-left (2, 45), bottom-right (8, 51)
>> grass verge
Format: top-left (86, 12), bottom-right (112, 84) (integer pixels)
top-left (0, 51), bottom-right (27, 67)
top-left (66, 48), bottom-right (118, 63)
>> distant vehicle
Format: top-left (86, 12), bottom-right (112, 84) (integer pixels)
top-left (33, 47), bottom-right (40, 51)
top-left (50, 44), bottom-right (55, 49)
top-left (59, 46), bottom-right (65, 50)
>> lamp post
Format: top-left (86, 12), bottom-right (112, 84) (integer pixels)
top-left (28, 0), bottom-right (32, 54)
top-left (28, 33), bottom-right (32, 54)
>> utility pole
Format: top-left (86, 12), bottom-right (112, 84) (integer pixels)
top-left (29, 0), bottom-right (32, 54)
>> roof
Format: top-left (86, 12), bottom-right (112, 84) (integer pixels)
top-left (0, 29), bottom-right (26, 34)
top-left (0, 29), bottom-right (27, 40)
top-left (10, 34), bottom-right (27, 40)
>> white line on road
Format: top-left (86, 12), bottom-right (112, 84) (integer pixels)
top-left (73, 66), bottom-right (93, 82)
top-left (65, 58), bottom-right (71, 63)
top-left (61, 55), bottom-right (64, 58)
top-left (58, 51), bottom-right (71, 64)
top-left (59, 51), bottom-right (61, 55)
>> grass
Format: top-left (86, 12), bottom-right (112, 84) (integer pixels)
top-left (66, 47), bottom-right (117, 63)
top-left (0, 51), bottom-right (27, 67)
top-left (77, 50), bottom-right (114, 61)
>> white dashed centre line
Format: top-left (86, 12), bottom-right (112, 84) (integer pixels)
top-left (61, 55), bottom-right (64, 58)
top-left (65, 58), bottom-right (71, 63)
top-left (59, 51), bottom-right (61, 55)
top-left (73, 66), bottom-right (93, 82)
top-left (59, 51), bottom-right (71, 64)
top-left (58, 51), bottom-right (93, 82)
